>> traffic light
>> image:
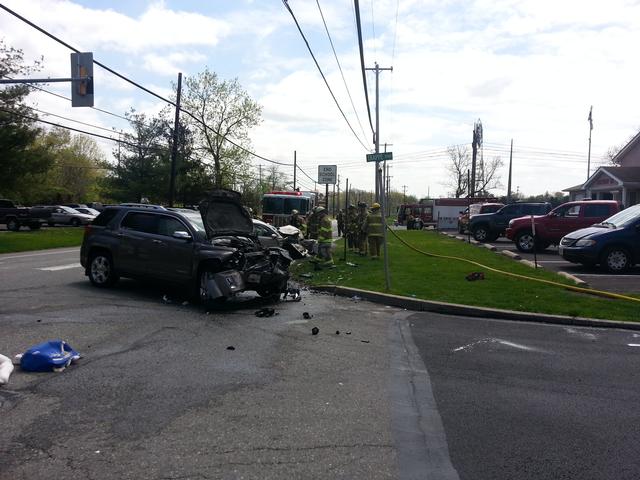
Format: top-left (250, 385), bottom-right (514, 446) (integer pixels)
top-left (70, 52), bottom-right (94, 107)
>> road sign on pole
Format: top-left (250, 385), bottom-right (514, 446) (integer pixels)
top-left (318, 165), bottom-right (337, 185)
top-left (366, 152), bottom-right (392, 162)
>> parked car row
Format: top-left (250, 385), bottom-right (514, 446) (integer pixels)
top-left (462, 199), bottom-right (639, 272)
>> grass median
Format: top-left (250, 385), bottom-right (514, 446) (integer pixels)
top-left (292, 230), bottom-right (640, 322)
top-left (0, 227), bottom-right (84, 254)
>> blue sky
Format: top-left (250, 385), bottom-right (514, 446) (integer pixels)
top-left (2, 0), bottom-right (640, 198)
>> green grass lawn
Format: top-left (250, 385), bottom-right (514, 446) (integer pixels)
top-left (0, 228), bottom-right (84, 254)
top-left (292, 230), bottom-right (640, 322)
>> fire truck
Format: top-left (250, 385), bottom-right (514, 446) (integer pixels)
top-left (261, 191), bottom-right (316, 226)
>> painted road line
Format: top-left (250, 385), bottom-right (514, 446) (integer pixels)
top-left (2, 248), bottom-right (79, 260)
top-left (38, 263), bottom-right (82, 271)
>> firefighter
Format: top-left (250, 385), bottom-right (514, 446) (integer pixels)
top-left (363, 202), bottom-right (383, 259)
top-left (356, 202), bottom-right (368, 255)
top-left (336, 209), bottom-right (345, 237)
top-left (346, 204), bottom-right (357, 251)
top-left (307, 206), bottom-right (320, 240)
top-left (316, 207), bottom-right (334, 269)
top-left (289, 209), bottom-right (302, 228)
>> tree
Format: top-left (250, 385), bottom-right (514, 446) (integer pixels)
top-left (25, 128), bottom-right (107, 204)
top-left (443, 145), bottom-right (503, 197)
top-left (0, 40), bottom-right (52, 200)
top-left (444, 145), bottom-right (470, 197)
top-left (107, 109), bottom-right (171, 203)
top-left (180, 68), bottom-right (262, 189)
top-left (603, 130), bottom-right (639, 166)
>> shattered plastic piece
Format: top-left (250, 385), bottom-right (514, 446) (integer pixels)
top-left (181, 301), bottom-right (189, 306)
top-left (346, 331), bottom-right (352, 335)
top-left (226, 346), bottom-right (235, 351)
top-left (20, 340), bottom-right (80, 373)
top-left (465, 272), bottom-right (485, 281)
top-left (283, 287), bottom-right (301, 302)
top-left (351, 295), bottom-right (362, 301)
top-left (303, 312), bottom-right (313, 319)
top-left (0, 354), bottom-right (14, 385)
top-left (311, 327), bottom-right (319, 335)
top-left (162, 294), bottom-right (172, 304)
top-left (335, 330), bottom-right (340, 335)
top-left (346, 262), bottom-right (358, 267)
top-left (360, 340), bottom-right (370, 344)
top-left (255, 308), bottom-right (276, 318)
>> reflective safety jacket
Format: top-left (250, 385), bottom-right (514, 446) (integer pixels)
top-left (364, 211), bottom-right (383, 237)
top-left (318, 215), bottom-right (333, 243)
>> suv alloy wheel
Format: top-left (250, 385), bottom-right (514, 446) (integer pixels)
top-left (515, 231), bottom-right (535, 253)
top-left (473, 225), bottom-right (490, 242)
top-left (89, 252), bottom-right (118, 287)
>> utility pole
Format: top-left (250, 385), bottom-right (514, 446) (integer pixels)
top-left (293, 150), bottom-right (297, 190)
top-left (365, 62), bottom-right (393, 202)
top-left (471, 119), bottom-right (482, 198)
top-left (507, 139), bottom-right (513, 203)
top-left (587, 106), bottom-right (593, 180)
top-left (258, 165), bottom-right (263, 193)
top-left (402, 185), bottom-right (407, 204)
top-left (169, 72), bottom-right (182, 207)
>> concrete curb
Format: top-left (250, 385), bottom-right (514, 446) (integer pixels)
top-left (501, 249), bottom-right (521, 260)
top-left (483, 243), bottom-right (497, 251)
top-left (557, 271), bottom-right (589, 287)
top-left (312, 284), bottom-right (640, 331)
top-left (519, 259), bottom-right (543, 269)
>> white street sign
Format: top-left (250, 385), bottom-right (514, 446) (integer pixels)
top-left (318, 165), bottom-right (337, 185)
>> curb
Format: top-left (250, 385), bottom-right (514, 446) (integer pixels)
top-left (557, 271), bottom-right (589, 287)
top-left (501, 249), bottom-right (521, 260)
top-left (312, 284), bottom-right (640, 331)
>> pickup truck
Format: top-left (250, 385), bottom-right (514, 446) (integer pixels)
top-left (505, 200), bottom-right (622, 253)
top-left (0, 199), bottom-right (51, 231)
top-left (469, 202), bottom-right (552, 242)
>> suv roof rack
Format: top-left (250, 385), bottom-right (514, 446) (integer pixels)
top-left (119, 203), bottom-right (167, 210)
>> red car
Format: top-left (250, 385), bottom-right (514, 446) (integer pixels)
top-left (506, 200), bottom-right (622, 253)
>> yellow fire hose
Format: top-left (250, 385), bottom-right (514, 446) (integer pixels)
top-left (386, 226), bottom-right (640, 305)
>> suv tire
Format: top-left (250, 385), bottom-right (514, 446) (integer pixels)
top-left (601, 247), bottom-right (631, 273)
top-left (89, 252), bottom-right (118, 287)
top-left (6, 218), bottom-right (20, 231)
top-left (472, 224), bottom-right (491, 242)
top-left (515, 231), bottom-right (535, 253)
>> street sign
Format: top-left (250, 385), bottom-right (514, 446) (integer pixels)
top-left (366, 152), bottom-right (393, 162)
top-left (318, 165), bottom-right (337, 184)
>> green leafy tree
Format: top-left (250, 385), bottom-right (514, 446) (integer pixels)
top-left (180, 68), bottom-right (262, 189)
top-left (0, 40), bottom-right (52, 201)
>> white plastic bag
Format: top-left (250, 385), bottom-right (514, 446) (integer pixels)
top-left (0, 354), bottom-right (14, 385)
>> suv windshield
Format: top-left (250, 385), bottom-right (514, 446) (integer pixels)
top-left (600, 204), bottom-right (640, 227)
top-left (179, 211), bottom-right (206, 233)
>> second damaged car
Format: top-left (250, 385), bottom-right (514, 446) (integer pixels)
top-left (80, 190), bottom-right (304, 307)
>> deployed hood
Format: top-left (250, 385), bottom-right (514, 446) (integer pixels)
top-left (199, 189), bottom-right (254, 238)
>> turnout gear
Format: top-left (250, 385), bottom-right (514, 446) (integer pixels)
top-left (356, 202), bottom-right (368, 255)
top-left (364, 203), bottom-right (383, 259)
top-left (316, 210), bottom-right (334, 268)
top-left (307, 208), bottom-right (319, 240)
top-left (346, 204), bottom-right (358, 251)
top-left (337, 209), bottom-right (345, 237)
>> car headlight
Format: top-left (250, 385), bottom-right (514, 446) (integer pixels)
top-left (575, 238), bottom-right (596, 247)
top-left (508, 220), bottom-right (514, 227)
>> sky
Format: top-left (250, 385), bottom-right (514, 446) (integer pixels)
top-left (2, 0), bottom-right (640, 199)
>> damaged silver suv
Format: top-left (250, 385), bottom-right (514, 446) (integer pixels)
top-left (80, 190), bottom-right (301, 306)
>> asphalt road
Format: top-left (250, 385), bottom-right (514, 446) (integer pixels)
top-left (2, 247), bottom-right (640, 479)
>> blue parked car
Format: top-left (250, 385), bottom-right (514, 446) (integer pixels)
top-left (559, 204), bottom-right (640, 272)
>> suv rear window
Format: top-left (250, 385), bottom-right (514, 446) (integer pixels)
top-left (93, 209), bottom-right (119, 227)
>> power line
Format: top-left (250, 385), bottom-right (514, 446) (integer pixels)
top-left (0, 106), bottom-right (167, 153)
top-left (281, 0), bottom-right (370, 152)
top-left (315, 0), bottom-right (368, 144)
top-left (354, 0), bottom-right (375, 137)
top-left (0, 2), bottom-right (293, 167)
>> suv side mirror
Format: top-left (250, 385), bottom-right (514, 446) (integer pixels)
top-left (172, 231), bottom-right (192, 241)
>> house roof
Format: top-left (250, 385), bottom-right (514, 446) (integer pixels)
top-left (612, 130), bottom-right (640, 165)
top-left (563, 183), bottom-right (585, 192)
top-left (600, 166), bottom-right (640, 183)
